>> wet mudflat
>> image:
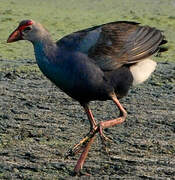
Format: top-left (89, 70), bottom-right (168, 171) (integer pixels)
top-left (0, 61), bottom-right (174, 179)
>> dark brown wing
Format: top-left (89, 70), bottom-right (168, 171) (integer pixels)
top-left (88, 21), bottom-right (166, 71)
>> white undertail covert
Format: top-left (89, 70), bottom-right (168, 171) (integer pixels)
top-left (130, 58), bottom-right (157, 86)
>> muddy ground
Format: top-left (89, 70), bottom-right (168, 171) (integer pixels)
top-left (0, 60), bottom-right (174, 179)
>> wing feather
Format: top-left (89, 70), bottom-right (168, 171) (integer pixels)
top-left (88, 22), bottom-right (167, 70)
top-left (56, 21), bottom-right (167, 71)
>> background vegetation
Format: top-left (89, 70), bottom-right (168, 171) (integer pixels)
top-left (0, 0), bottom-right (174, 62)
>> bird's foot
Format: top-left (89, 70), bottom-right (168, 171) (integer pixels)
top-left (65, 128), bottom-right (98, 158)
top-left (99, 124), bottom-right (113, 153)
top-left (65, 124), bottom-right (113, 158)
top-left (72, 170), bottom-right (91, 176)
top-left (65, 136), bottom-right (89, 158)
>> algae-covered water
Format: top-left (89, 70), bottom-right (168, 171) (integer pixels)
top-left (0, 0), bottom-right (175, 179)
top-left (1, 0), bottom-right (175, 62)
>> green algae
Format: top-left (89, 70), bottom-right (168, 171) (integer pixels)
top-left (0, 0), bottom-right (174, 73)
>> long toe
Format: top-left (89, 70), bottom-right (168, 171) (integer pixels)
top-left (98, 124), bottom-right (113, 153)
top-left (65, 128), bottom-right (98, 158)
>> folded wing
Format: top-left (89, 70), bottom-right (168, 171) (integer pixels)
top-left (57, 21), bottom-right (167, 71)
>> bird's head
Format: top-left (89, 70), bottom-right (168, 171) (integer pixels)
top-left (7, 19), bottom-right (49, 43)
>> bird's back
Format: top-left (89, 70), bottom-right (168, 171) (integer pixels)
top-left (57, 21), bottom-right (167, 70)
top-left (55, 21), bottom-right (167, 101)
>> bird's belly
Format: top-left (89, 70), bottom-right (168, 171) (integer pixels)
top-left (38, 63), bottom-right (111, 102)
top-left (35, 53), bottom-right (113, 103)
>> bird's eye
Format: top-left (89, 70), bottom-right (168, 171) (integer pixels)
top-left (23, 26), bottom-right (31, 32)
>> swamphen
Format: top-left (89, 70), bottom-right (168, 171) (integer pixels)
top-left (7, 20), bottom-right (167, 174)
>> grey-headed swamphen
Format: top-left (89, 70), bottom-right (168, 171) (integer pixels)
top-left (7, 20), bottom-right (167, 174)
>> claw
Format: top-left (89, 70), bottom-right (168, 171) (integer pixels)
top-left (65, 124), bottom-right (113, 158)
top-left (65, 138), bottom-right (88, 158)
top-left (101, 133), bottom-right (112, 143)
top-left (64, 145), bottom-right (83, 159)
top-left (98, 124), bottom-right (113, 154)
top-left (99, 124), bottom-right (113, 142)
top-left (65, 128), bottom-right (98, 158)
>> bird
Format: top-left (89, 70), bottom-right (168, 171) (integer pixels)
top-left (7, 19), bottom-right (167, 175)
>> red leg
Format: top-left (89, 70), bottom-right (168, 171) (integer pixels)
top-left (73, 94), bottom-right (127, 174)
top-left (65, 104), bottom-right (98, 158)
top-left (70, 94), bottom-right (127, 174)
top-left (99, 93), bottom-right (127, 138)
top-left (73, 105), bottom-right (97, 174)
top-left (83, 104), bottom-right (97, 129)
top-left (74, 135), bottom-right (96, 174)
